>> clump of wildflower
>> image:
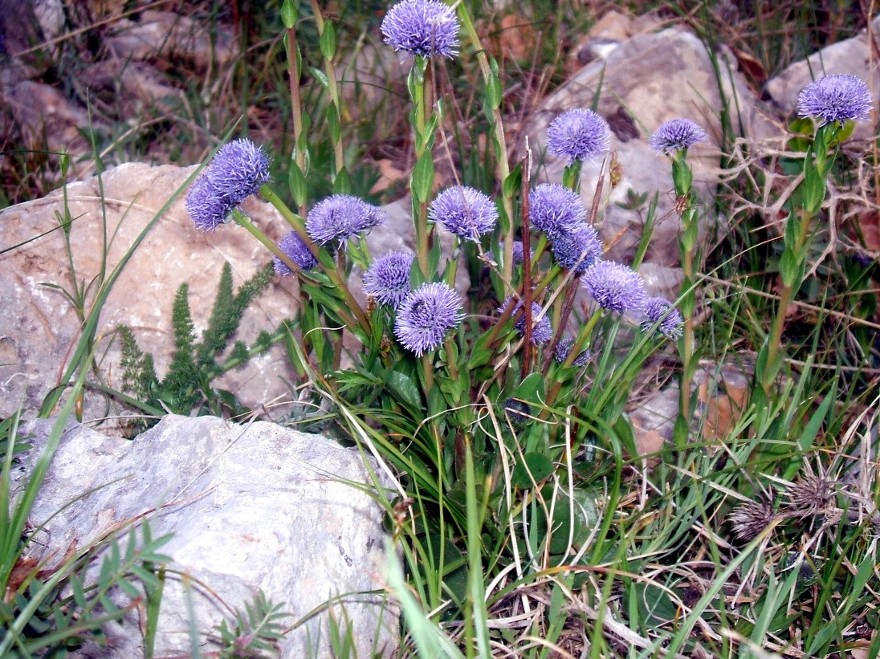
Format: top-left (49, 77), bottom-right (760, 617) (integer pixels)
top-left (729, 499), bottom-right (777, 541)
top-left (641, 297), bottom-right (684, 339)
top-left (554, 337), bottom-right (590, 367)
top-left (305, 195), bottom-right (386, 248)
top-left (394, 282), bottom-right (464, 356)
top-left (363, 251), bottom-right (415, 308)
top-left (649, 119), bottom-right (707, 154)
top-left (582, 261), bottom-right (646, 313)
top-left (797, 74), bottom-right (872, 126)
top-left (381, 0), bottom-right (460, 59)
top-left (499, 298), bottom-right (553, 345)
top-left (274, 231), bottom-right (318, 275)
top-left (551, 223), bottom-right (603, 274)
top-left (428, 186), bottom-right (498, 242)
top-left (185, 139), bottom-right (270, 231)
top-left (529, 184), bottom-right (586, 238)
top-left (547, 108), bottom-right (611, 164)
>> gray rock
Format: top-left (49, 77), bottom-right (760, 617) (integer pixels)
top-left (526, 27), bottom-right (774, 268)
top-left (14, 414), bottom-right (397, 657)
top-left (766, 15), bottom-right (880, 143)
top-left (0, 163), bottom-right (301, 429)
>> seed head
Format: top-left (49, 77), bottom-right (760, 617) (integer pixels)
top-left (554, 337), bottom-right (590, 367)
top-left (729, 499), bottom-right (777, 541)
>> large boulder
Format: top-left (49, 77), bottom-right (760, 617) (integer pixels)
top-left (526, 25), bottom-right (775, 267)
top-left (0, 163), bottom-right (301, 428)
top-left (14, 414), bottom-right (397, 656)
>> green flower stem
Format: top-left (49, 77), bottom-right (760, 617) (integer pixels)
top-left (562, 161), bottom-right (583, 191)
top-left (760, 122), bottom-right (839, 394)
top-left (671, 152), bottom-right (699, 430)
top-left (408, 59), bottom-right (436, 279)
top-left (309, 0), bottom-right (346, 185)
top-left (281, 3), bottom-right (308, 215)
top-left (455, 4), bottom-right (514, 282)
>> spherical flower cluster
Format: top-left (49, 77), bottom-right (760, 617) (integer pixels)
top-left (529, 184), bottom-right (586, 238)
top-left (641, 297), bottom-right (684, 339)
top-left (499, 298), bottom-right (553, 345)
top-left (551, 223), bottom-right (603, 274)
top-left (553, 337), bottom-right (590, 367)
top-left (305, 195), bottom-right (386, 247)
top-left (274, 231), bottom-right (318, 275)
top-left (381, 0), bottom-right (460, 59)
top-left (394, 282), bottom-right (464, 356)
top-left (511, 240), bottom-right (532, 264)
top-left (797, 74), bottom-right (872, 126)
top-left (428, 186), bottom-right (498, 242)
top-left (363, 251), bottom-right (415, 308)
top-left (581, 260), bottom-right (646, 313)
top-left (547, 109), bottom-right (611, 164)
top-left (185, 139), bottom-right (270, 231)
top-left (649, 118), bottom-right (707, 154)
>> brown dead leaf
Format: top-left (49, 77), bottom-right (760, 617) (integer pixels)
top-left (369, 158), bottom-right (407, 194)
top-left (699, 375), bottom-right (749, 441)
top-left (482, 13), bottom-right (538, 62)
top-left (4, 555), bottom-right (38, 602)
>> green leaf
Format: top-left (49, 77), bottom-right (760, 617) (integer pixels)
top-left (411, 152), bottom-right (435, 203)
top-left (288, 161), bottom-right (308, 207)
top-left (326, 103), bottom-right (341, 145)
top-left (280, 0), bottom-right (297, 27)
top-left (309, 66), bottom-right (330, 90)
top-left (319, 22), bottom-right (337, 60)
top-left (502, 165), bottom-right (522, 199)
top-left (511, 452), bottom-right (554, 488)
top-left (388, 368), bottom-right (422, 410)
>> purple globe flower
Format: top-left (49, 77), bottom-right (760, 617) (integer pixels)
top-left (641, 297), bottom-right (684, 339)
top-left (551, 223), bottom-right (603, 274)
top-left (511, 240), bottom-right (532, 264)
top-left (797, 74), bottom-right (872, 126)
top-left (428, 186), bottom-right (498, 242)
top-left (185, 138), bottom-right (271, 231)
top-left (363, 251), bottom-right (415, 308)
top-left (582, 260), bottom-right (646, 313)
top-left (381, 0), bottom-right (460, 59)
top-left (547, 109), bottom-right (611, 164)
top-left (529, 184), bottom-right (587, 238)
top-left (499, 298), bottom-right (553, 345)
top-left (305, 195), bottom-right (386, 247)
top-left (394, 282), bottom-right (464, 356)
top-left (274, 231), bottom-right (318, 275)
top-left (553, 337), bottom-right (590, 367)
top-left (649, 119), bottom-right (707, 154)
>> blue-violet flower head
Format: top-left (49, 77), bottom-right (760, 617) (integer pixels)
top-left (512, 240), bottom-right (533, 264)
top-left (394, 282), bottom-right (464, 356)
top-left (381, 0), bottom-right (460, 59)
top-left (554, 337), bottom-right (590, 367)
top-left (649, 119), bottom-right (707, 154)
top-left (306, 195), bottom-right (386, 247)
top-left (499, 298), bottom-right (553, 345)
top-left (547, 109), bottom-right (611, 164)
top-left (529, 184), bottom-right (587, 238)
top-left (797, 74), bottom-right (872, 126)
top-left (363, 251), bottom-right (415, 308)
top-left (185, 138), bottom-right (270, 230)
top-left (428, 186), bottom-right (498, 242)
top-left (582, 260), bottom-right (647, 314)
top-left (551, 223), bottom-right (603, 274)
top-left (274, 231), bottom-right (318, 275)
top-left (641, 297), bottom-right (684, 339)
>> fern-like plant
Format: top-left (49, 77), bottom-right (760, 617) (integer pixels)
top-left (117, 261), bottom-right (283, 426)
top-left (210, 590), bottom-right (290, 658)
